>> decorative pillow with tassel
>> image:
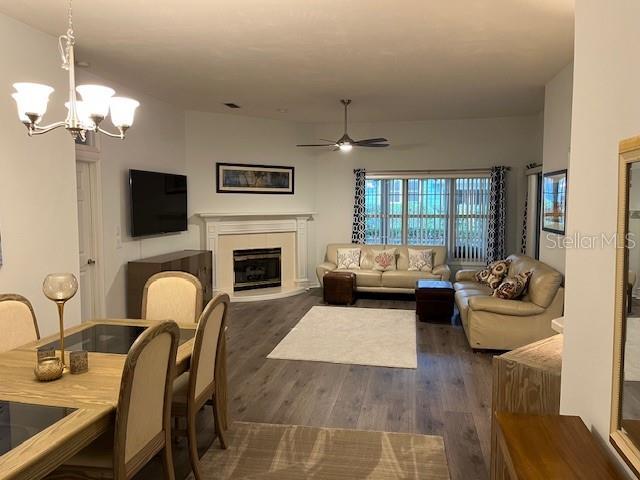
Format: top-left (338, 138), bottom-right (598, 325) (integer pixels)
top-left (493, 271), bottom-right (533, 300)
top-left (475, 259), bottom-right (512, 289)
top-left (408, 248), bottom-right (434, 272)
top-left (372, 248), bottom-right (397, 271)
top-left (336, 248), bottom-right (361, 270)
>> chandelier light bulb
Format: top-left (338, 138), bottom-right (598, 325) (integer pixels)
top-left (109, 97), bottom-right (140, 129)
top-left (65, 101), bottom-right (95, 130)
top-left (12, 83), bottom-right (54, 121)
top-left (339, 143), bottom-right (353, 152)
top-left (76, 84), bottom-right (115, 120)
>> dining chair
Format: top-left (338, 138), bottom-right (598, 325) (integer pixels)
top-left (141, 271), bottom-right (204, 324)
top-left (0, 293), bottom-right (40, 353)
top-left (48, 320), bottom-right (180, 480)
top-left (172, 292), bottom-right (229, 480)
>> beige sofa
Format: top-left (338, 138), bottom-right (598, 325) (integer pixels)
top-left (316, 243), bottom-right (451, 294)
top-left (454, 254), bottom-right (564, 350)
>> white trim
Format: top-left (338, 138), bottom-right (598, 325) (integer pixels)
top-left (230, 286), bottom-right (307, 303)
top-left (198, 212), bottom-right (315, 219)
top-left (366, 169), bottom-right (490, 180)
top-left (75, 151), bottom-right (106, 319)
top-left (75, 131), bottom-right (101, 156)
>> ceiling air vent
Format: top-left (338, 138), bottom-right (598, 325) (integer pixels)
top-left (223, 102), bottom-right (241, 109)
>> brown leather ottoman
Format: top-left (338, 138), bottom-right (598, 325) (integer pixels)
top-left (323, 271), bottom-right (356, 305)
top-left (415, 279), bottom-right (455, 323)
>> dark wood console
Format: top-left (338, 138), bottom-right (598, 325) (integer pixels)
top-left (126, 249), bottom-right (212, 318)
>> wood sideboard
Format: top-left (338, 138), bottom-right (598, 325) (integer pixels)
top-left (495, 413), bottom-right (624, 479)
top-left (126, 249), bottom-right (213, 318)
top-left (491, 334), bottom-right (563, 480)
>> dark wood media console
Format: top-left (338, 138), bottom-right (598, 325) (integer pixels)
top-left (126, 249), bottom-right (213, 318)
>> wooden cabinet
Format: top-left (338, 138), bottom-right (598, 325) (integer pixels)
top-left (495, 413), bottom-right (624, 479)
top-left (127, 250), bottom-right (212, 318)
top-left (491, 334), bottom-right (563, 480)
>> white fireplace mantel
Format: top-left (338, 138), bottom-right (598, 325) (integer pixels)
top-left (197, 212), bottom-right (315, 301)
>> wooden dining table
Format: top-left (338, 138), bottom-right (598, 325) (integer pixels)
top-left (0, 318), bottom-right (227, 480)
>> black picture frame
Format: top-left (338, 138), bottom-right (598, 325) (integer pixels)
top-left (541, 169), bottom-right (568, 235)
top-left (216, 162), bottom-right (295, 195)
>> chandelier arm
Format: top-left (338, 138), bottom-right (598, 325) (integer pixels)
top-left (97, 126), bottom-right (125, 139)
top-left (29, 121), bottom-right (68, 135)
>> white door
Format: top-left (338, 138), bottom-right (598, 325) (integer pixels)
top-left (76, 161), bottom-right (98, 321)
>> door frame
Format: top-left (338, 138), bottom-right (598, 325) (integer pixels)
top-left (76, 148), bottom-right (106, 319)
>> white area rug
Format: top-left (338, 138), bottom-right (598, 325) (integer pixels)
top-left (267, 306), bottom-right (417, 369)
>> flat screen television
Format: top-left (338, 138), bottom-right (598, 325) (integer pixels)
top-left (129, 169), bottom-right (188, 237)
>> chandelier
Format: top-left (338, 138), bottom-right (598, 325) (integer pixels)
top-left (11, 0), bottom-right (139, 141)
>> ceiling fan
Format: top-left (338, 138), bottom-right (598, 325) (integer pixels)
top-left (296, 99), bottom-right (389, 152)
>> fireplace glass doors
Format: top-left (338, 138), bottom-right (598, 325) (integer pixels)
top-left (233, 248), bottom-right (282, 291)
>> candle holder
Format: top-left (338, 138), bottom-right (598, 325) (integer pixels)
top-left (43, 273), bottom-right (78, 369)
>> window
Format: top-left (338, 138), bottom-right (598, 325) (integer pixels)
top-left (364, 175), bottom-right (490, 263)
top-left (364, 179), bottom-right (403, 244)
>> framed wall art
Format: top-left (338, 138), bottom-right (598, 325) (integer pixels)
top-left (216, 163), bottom-right (294, 194)
top-left (542, 169), bottom-right (567, 235)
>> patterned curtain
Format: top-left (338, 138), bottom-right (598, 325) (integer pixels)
top-left (351, 169), bottom-right (366, 244)
top-left (486, 166), bottom-right (507, 263)
top-left (520, 196), bottom-right (528, 254)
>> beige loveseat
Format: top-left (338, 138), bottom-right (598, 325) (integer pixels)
top-left (454, 254), bottom-right (564, 350)
top-left (316, 243), bottom-right (451, 294)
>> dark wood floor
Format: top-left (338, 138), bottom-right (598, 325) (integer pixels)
top-left (139, 289), bottom-right (494, 480)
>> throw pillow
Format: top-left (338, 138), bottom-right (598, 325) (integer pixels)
top-left (493, 271), bottom-right (533, 300)
top-left (336, 248), bottom-right (361, 270)
top-left (372, 248), bottom-right (397, 271)
top-left (475, 259), bottom-right (511, 289)
top-left (408, 248), bottom-right (434, 272)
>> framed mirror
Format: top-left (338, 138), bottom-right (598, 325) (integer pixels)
top-left (611, 136), bottom-right (640, 476)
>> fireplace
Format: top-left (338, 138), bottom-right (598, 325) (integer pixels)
top-left (233, 248), bottom-right (282, 291)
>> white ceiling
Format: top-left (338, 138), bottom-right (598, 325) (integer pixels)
top-left (0, 0), bottom-right (574, 123)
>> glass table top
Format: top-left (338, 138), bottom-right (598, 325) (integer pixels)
top-left (0, 400), bottom-right (76, 456)
top-left (41, 324), bottom-right (195, 355)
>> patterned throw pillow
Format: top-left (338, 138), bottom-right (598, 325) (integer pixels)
top-left (336, 248), bottom-right (361, 270)
top-left (493, 271), bottom-right (533, 300)
top-left (372, 248), bottom-right (397, 271)
top-left (475, 259), bottom-right (512, 289)
top-left (408, 248), bottom-right (434, 272)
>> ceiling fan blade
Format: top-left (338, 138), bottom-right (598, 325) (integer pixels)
top-left (296, 143), bottom-right (337, 147)
top-left (354, 137), bottom-right (388, 145)
top-left (357, 143), bottom-right (390, 147)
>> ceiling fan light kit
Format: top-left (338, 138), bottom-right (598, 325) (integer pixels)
top-left (11, 0), bottom-right (139, 141)
top-left (296, 99), bottom-right (390, 152)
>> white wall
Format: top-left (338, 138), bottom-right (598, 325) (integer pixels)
top-left (77, 71), bottom-right (194, 318)
top-left (0, 14), bottom-right (80, 334)
top-left (561, 0), bottom-right (640, 475)
top-left (0, 14), bottom-right (547, 325)
top-left (540, 63), bottom-right (573, 273)
top-left (311, 116), bottom-right (543, 269)
top-left (185, 111), bottom-right (318, 279)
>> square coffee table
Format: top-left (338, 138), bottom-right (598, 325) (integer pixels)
top-left (415, 279), bottom-right (455, 323)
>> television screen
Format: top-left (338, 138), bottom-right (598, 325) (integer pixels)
top-left (129, 169), bottom-right (188, 237)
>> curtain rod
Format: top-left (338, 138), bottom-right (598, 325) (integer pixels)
top-left (363, 167), bottom-right (510, 174)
